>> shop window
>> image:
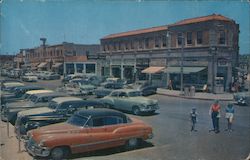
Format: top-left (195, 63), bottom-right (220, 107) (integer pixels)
top-left (131, 41), bottom-right (134, 49)
top-left (76, 64), bottom-right (84, 73)
top-left (218, 31), bottom-right (226, 45)
top-left (187, 32), bottom-right (192, 45)
top-left (125, 42), bottom-right (129, 50)
top-left (86, 64), bottom-right (96, 74)
top-left (197, 31), bottom-right (203, 44)
top-left (118, 42), bottom-right (122, 50)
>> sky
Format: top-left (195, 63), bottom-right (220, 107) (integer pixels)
top-left (0, 0), bottom-right (249, 55)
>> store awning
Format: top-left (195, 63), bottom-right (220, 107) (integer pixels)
top-left (37, 62), bottom-right (48, 68)
top-left (164, 67), bottom-right (206, 74)
top-left (52, 63), bottom-right (63, 68)
top-left (141, 67), bottom-right (165, 74)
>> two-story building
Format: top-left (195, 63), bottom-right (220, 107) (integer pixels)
top-left (100, 14), bottom-right (239, 92)
top-left (25, 42), bottom-right (100, 75)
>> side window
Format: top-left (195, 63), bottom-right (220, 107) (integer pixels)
top-left (104, 116), bottom-right (123, 125)
top-left (59, 102), bottom-right (70, 110)
top-left (92, 117), bottom-right (105, 127)
top-left (110, 92), bottom-right (119, 97)
top-left (119, 92), bottom-right (128, 98)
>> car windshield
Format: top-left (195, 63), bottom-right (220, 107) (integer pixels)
top-left (67, 114), bottom-right (88, 126)
top-left (48, 101), bottom-right (59, 109)
top-left (128, 91), bottom-right (141, 97)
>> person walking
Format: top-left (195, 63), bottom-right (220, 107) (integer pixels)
top-left (209, 100), bottom-right (221, 133)
top-left (225, 103), bottom-right (235, 132)
top-left (190, 107), bottom-right (198, 132)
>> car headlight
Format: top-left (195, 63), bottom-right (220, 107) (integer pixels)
top-left (38, 140), bottom-right (46, 147)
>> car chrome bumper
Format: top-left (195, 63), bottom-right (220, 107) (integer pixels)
top-left (25, 141), bottom-right (50, 157)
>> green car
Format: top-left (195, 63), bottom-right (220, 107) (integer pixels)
top-left (100, 89), bottom-right (159, 115)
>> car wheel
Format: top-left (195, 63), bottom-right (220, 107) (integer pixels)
top-left (132, 106), bottom-right (140, 115)
top-left (50, 147), bottom-right (69, 160)
top-left (125, 138), bottom-right (140, 150)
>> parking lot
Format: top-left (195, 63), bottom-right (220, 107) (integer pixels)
top-left (1, 78), bottom-right (250, 160)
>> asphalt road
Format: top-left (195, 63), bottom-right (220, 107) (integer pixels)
top-left (1, 78), bottom-right (250, 160)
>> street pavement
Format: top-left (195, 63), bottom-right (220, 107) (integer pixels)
top-left (0, 78), bottom-right (250, 160)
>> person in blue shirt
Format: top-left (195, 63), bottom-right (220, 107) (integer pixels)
top-left (225, 103), bottom-right (235, 132)
top-left (190, 107), bottom-right (198, 132)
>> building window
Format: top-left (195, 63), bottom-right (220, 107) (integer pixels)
top-left (187, 32), bottom-right (192, 45)
top-left (131, 41), bottom-right (134, 50)
top-left (139, 39), bottom-right (143, 49)
top-left (86, 63), bottom-right (96, 74)
top-left (162, 36), bottom-right (167, 47)
top-left (155, 37), bottom-right (160, 48)
top-left (118, 42), bottom-right (122, 50)
top-left (86, 51), bottom-right (90, 56)
top-left (145, 38), bottom-right (149, 48)
top-left (125, 42), bottom-right (129, 50)
top-left (218, 31), bottom-right (226, 45)
top-left (113, 42), bottom-right (117, 51)
top-left (177, 33), bottom-right (184, 46)
top-left (197, 31), bottom-right (203, 44)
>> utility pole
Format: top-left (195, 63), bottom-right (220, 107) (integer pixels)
top-left (180, 33), bottom-right (184, 95)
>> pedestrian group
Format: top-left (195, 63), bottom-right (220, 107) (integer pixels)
top-left (190, 100), bottom-right (235, 133)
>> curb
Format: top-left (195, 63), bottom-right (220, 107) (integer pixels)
top-left (157, 93), bottom-right (234, 101)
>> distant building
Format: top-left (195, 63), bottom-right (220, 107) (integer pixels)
top-left (0, 55), bottom-right (15, 68)
top-left (100, 14), bottom-right (239, 93)
top-left (24, 42), bottom-right (100, 75)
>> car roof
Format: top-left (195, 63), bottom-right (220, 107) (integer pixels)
top-left (33, 92), bottom-right (66, 98)
top-left (3, 82), bottom-right (25, 87)
top-left (52, 96), bottom-right (83, 103)
top-left (15, 86), bottom-right (43, 90)
top-left (111, 89), bottom-right (137, 93)
top-left (25, 90), bottom-right (53, 95)
top-left (77, 108), bottom-right (127, 119)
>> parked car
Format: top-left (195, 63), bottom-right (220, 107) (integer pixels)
top-left (100, 89), bottom-right (159, 115)
top-left (25, 108), bottom-right (153, 159)
top-left (94, 82), bottom-right (124, 98)
top-left (15, 97), bottom-right (104, 136)
top-left (234, 91), bottom-right (250, 106)
top-left (40, 72), bottom-right (61, 80)
top-left (1, 86), bottom-right (44, 105)
top-left (22, 72), bottom-right (38, 82)
top-left (62, 74), bottom-right (85, 83)
top-left (56, 83), bottom-right (84, 96)
top-left (2, 92), bottom-right (65, 124)
top-left (1, 82), bottom-right (25, 96)
top-left (127, 81), bottom-right (158, 96)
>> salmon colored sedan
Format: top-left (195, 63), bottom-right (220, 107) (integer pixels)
top-left (25, 109), bottom-right (153, 160)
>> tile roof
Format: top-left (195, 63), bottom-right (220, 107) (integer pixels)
top-left (170, 14), bottom-right (234, 27)
top-left (102, 14), bottom-right (234, 40)
top-left (102, 25), bottom-right (168, 39)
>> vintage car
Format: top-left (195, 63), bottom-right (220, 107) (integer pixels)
top-left (40, 72), bottom-right (61, 80)
top-left (1, 86), bottom-right (44, 105)
top-left (22, 72), bottom-right (38, 82)
top-left (25, 109), bottom-right (153, 159)
top-left (100, 89), bottom-right (159, 115)
top-left (127, 81), bottom-right (158, 96)
top-left (2, 92), bottom-right (65, 124)
top-left (94, 82), bottom-right (124, 98)
top-left (1, 82), bottom-right (25, 92)
top-left (56, 83), bottom-right (84, 96)
top-left (62, 74), bottom-right (85, 83)
top-left (15, 97), bottom-right (104, 136)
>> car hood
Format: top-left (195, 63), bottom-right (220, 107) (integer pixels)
top-left (7, 100), bottom-right (34, 109)
top-left (18, 107), bottom-right (54, 117)
top-left (31, 123), bottom-right (80, 141)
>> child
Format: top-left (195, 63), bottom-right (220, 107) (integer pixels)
top-left (190, 107), bottom-right (198, 132)
top-left (225, 103), bottom-right (235, 132)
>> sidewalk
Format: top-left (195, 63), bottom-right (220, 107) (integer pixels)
top-left (157, 88), bottom-right (234, 101)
